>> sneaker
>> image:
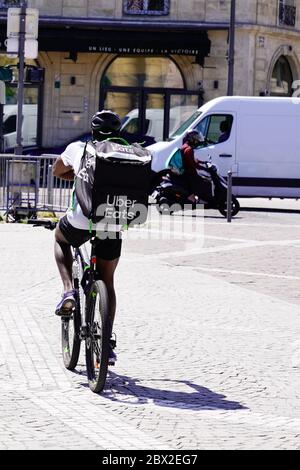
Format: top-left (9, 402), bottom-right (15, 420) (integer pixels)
top-left (108, 336), bottom-right (117, 366)
top-left (55, 290), bottom-right (76, 316)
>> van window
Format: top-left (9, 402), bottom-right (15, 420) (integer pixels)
top-left (196, 114), bottom-right (233, 144)
top-left (169, 118), bottom-right (176, 133)
top-left (195, 116), bottom-right (209, 136)
top-left (123, 117), bottom-right (150, 135)
top-left (169, 111), bottom-right (202, 139)
top-left (3, 115), bottom-right (17, 134)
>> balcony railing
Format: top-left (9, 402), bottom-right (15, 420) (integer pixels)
top-left (279, 1), bottom-right (296, 27)
top-left (124, 0), bottom-right (169, 15)
top-left (0, 0), bottom-right (21, 8)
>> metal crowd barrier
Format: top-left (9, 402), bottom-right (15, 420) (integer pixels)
top-left (0, 154), bottom-right (237, 222)
top-left (0, 153), bottom-right (73, 216)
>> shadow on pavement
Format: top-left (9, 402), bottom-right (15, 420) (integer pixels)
top-left (240, 207), bottom-right (300, 214)
top-left (171, 213), bottom-right (243, 220)
top-left (102, 372), bottom-right (247, 411)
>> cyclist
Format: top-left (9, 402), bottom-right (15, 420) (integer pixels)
top-left (52, 110), bottom-right (123, 365)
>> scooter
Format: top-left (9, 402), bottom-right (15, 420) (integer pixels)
top-left (151, 161), bottom-right (240, 218)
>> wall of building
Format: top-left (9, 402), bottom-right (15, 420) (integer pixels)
top-left (25, 0), bottom-right (300, 33)
top-left (39, 51), bottom-right (112, 145)
top-left (24, 0), bottom-right (300, 146)
top-left (27, 0), bottom-right (300, 25)
top-left (251, 27), bottom-right (300, 95)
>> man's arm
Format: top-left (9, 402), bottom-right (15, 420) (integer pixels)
top-left (52, 156), bottom-right (74, 181)
top-left (182, 146), bottom-right (198, 174)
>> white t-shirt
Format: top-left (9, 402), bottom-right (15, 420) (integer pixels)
top-left (61, 140), bottom-right (127, 232)
top-left (61, 141), bottom-right (95, 230)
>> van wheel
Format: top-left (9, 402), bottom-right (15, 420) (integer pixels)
top-left (219, 197), bottom-right (240, 217)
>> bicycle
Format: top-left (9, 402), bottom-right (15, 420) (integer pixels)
top-left (31, 219), bottom-right (112, 393)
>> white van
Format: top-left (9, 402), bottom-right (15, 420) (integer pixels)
top-left (3, 104), bottom-right (38, 150)
top-left (148, 96), bottom-right (300, 198)
top-left (121, 105), bottom-right (197, 143)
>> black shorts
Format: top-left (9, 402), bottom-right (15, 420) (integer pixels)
top-left (59, 215), bottom-right (122, 261)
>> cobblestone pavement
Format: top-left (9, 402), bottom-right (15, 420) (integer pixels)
top-left (0, 204), bottom-right (300, 450)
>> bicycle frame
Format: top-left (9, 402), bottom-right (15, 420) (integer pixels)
top-left (74, 238), bottom-right (101, 340)
top-left (31, 220), bottom-right (111, 392)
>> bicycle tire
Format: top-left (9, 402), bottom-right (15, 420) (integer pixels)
top-left (61, 251), bottom-right (82, 370)
top-left (85, 280), bottom-right (111, 393)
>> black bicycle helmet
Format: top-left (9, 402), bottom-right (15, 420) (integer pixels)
top-left (91, 110), bottom-right (122, 139)
top-left (183, 129), bottom-right (204, 147)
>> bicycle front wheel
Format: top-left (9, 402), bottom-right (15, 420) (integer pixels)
top-left (85, 280), bottom-right (111, 393)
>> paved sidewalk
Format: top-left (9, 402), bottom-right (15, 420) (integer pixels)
top-left (0, 210), bottom-right (300, 449)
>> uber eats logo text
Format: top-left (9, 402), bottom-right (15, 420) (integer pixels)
top-left (105, 195), bottom-right (137, 220)
top-left (96, 195), bottom-right (147, 226)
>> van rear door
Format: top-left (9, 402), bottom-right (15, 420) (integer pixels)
top-left (236, 110), bottom-right (300, 198)
top-left (22, 111), bottom-right (38, 146)
top-left (3, 113), bottom-right (17, 149)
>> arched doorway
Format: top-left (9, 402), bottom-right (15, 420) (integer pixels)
top-left (100, 56), bottom-right (201, 142)
top-left (270, 56), bottom-right (293, 96)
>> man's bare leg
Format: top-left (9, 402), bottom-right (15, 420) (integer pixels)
top-left (54, 225), bottom-right (73, 293)
top-left (96, 257), bottom-right (120, 325)
top-left (96, 257), bottom-right (120, 363)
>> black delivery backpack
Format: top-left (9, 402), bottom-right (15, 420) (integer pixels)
top-left (74, 138), bottom-right (152, 228)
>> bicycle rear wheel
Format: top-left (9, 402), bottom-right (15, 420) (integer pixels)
top-left (61, 251), bottom-right (82, 370)
top-left (85, 280), bottom-right (111, 393)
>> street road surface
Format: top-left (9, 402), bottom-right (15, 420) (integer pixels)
top-left (0, 202), bottom-right (300, 449)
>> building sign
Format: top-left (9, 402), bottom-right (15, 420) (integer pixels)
top-left (41, 29), bottom-right (210, 58)
top-left (0, 28), bottom-right (211, 62)
top-left (87, 45), bottom-right (202, 56)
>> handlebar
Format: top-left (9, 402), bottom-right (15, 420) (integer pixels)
top-left (27, 219), bottom-right (58, 230)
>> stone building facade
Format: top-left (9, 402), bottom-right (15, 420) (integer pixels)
top-left (0, 0), bottom-right (300, 147)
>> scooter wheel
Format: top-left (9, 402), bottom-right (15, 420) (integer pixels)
top-left (157, 203), bottom-right (173, 215)
top-left (219, 196), bottom-right (240, 217)
top-left (156, 197), bottom-right (173, 215)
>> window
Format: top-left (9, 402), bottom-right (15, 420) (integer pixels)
top-left (170, 111), bottom-right (202, 139)
top-left (0, 1), bottom-right (21, 7)
top-left (0, 57), bottom-right (41, 146)
top-left (124, 0), bottom-right (170, 15)
top-left (270, 56), bottom-right (293, 96)
top-left (103, 57), bottom-right (184, 89)
top-left (195, 116), bottom-right (209, 138)
top-left (3, 115), bottom-right (17, 135)
top-left (122, 117), bottom-right (150, 135)
top-left (196, 114), bottom-right (233, 144)
top-left (279, 0), bottom-right (296, 27)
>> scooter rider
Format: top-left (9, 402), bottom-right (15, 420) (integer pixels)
top-left (180, 129), bottom-right (206, 202)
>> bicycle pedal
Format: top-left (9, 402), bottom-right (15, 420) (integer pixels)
top-left (80, 325), bottom-right (88, 339)
top-left (61, 314), bottom-right (73, 320)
